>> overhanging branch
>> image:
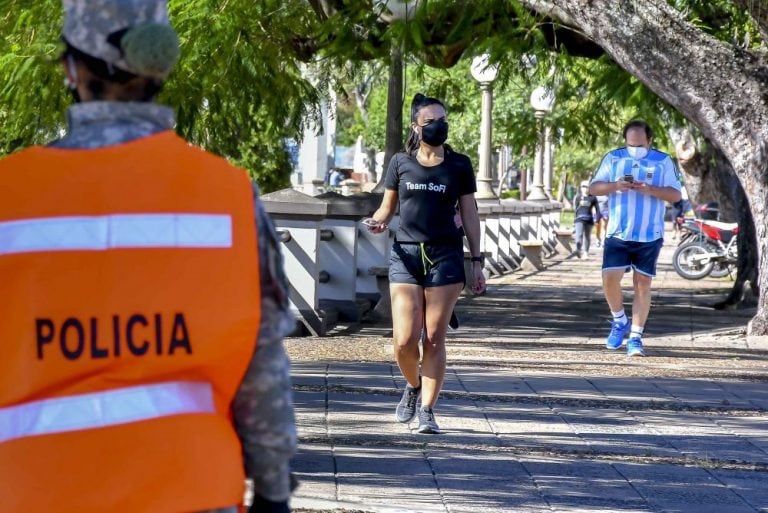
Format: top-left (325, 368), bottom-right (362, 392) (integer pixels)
top-left (516, 0), bottom-right (579, 28)
top-left (516, 0), bottom-right (766, 148)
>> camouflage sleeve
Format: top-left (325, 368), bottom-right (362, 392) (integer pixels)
top-left (231, 183), bottom-right (297, 502)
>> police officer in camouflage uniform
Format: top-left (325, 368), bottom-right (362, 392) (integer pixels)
top-left (53, 1), bottom-right (296, 511)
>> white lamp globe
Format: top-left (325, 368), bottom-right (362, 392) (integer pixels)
top-left (470, 54), bottom-right (499, 84)
top-left (530, 86), bottom-right (555, 112)
top-left (377, 0), bottom-right (419, 21)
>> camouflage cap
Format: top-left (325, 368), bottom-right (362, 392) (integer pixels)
top-left (62, 0), bottom-right (179, 79)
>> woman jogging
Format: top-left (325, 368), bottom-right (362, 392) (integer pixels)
top-left (364, 93), bottom-right (485, 434)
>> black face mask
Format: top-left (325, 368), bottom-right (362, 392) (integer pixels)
top-left (420, 120), bottom-right (448, 146)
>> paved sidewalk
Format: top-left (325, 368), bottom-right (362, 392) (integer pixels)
top-left (287, 236), bottom-right (768, 513)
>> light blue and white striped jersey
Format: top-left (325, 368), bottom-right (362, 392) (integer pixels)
top-left (591, 147), bottom-right (681, 242)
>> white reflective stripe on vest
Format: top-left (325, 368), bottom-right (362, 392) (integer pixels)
top-left (0, 381), bottom-right (216, 444)
top-left (0, 213), bottom-right (232, 255)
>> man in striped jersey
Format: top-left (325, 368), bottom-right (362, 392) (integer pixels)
top-left (589, 120), bottom-right (682, 357)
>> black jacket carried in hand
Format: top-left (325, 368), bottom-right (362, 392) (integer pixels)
top-left (573, 193), bottom-right (599, 224)
top-left (249, 495), bottom-right (290, 513)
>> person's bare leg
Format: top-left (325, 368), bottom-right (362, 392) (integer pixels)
top-left (390, 283), bottom-right (424, 388)
top-left (421, 283), bottom-right (463, 408)
top-left (631, 271), bottom-right (653, 327)
top-left (602, 269), bottom-right (626, 312)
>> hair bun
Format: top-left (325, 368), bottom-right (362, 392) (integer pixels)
top-left (412, 93), bottom-right (426, 105)
top-left (121, 23), bottom-right (180, 79)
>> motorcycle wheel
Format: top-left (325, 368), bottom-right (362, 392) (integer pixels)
top-left (673, 242), bottom-right (716, 280)
top-left (709, 261), bottom-right (735, 279)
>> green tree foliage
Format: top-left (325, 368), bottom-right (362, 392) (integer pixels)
top-left (323, 1), bottom-right (686, 182)
top-left (0, 0), bottom-right (321, 192)
top-left (167, 0), bottom-right (323, 192)
top-left (327, 0), bottom-right (766, 197)
top-left (0, 1), bottom-right (67, 153)
top-left (2, 0), bottom-right (761, 192)
top-left (670, 0), bottom-right (762, 46)
top-left (332, 50), bottom-right (676, 187)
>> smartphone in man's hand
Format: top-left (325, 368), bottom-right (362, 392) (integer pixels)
top-left (622, 174), bottom-right (634, 183)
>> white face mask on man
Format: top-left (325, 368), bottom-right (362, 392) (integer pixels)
top-left (627, 146), bottom-right (649, 159)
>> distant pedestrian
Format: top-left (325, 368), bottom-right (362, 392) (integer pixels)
top-left (670, 185), bottom-right (693, 240)
top-left (328, 168), bottom-right (344, 187)
top-left (589, 120), bottom-right (682, 356)
top-left (363, 93), bottom-right (485, 434)
top-left (572, 180), bottom-right (600, 258)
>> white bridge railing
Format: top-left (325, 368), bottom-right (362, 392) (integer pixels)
top-left (262, 189), bottom-right (563, 336)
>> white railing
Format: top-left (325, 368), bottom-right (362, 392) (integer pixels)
top-left (262, 189), bottom-right (563, 335)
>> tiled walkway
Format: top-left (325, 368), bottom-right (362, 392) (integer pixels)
top-left (289, 235), bottom-right (768, 513)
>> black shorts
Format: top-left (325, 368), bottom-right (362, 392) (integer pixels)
top-left (602, 237), bottom-right (664, 277)
top-left (389, 241), bottom-right (465, 287)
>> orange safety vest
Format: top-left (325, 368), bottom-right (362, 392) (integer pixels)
top-left (0, 131), bottom-right (261, 513)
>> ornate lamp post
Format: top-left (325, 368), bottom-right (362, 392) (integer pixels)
top-left (470, 54), bottom-right (500, 200)
top-left (528, 86), bottom-right (555, 201)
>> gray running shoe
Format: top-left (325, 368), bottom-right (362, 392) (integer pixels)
top-left (395, 384), bottom-right (421, 423)
top-left (417, 406), bottom-right (441, 434)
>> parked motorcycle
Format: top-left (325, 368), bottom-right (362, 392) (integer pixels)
top-left (676, 217), bottom-right (700, 246)
top-left (672, 218), bottom-right (738, 279)
top-left (675, 202), bottom-right (720, 245)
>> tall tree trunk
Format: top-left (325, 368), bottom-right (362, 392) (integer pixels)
top-left (520, 0), bottom-right (768, 335)
top-left (673, 130), bottom-right (718, 206)
top-left (374, 45), bottom-right (403, 192)
top-left (715, 199), bottom-right (759, 310)
top-left (675, 132), bottom-right (739, 221)
top-left (676, 136), bottom-right (760, 308)
top-left (706, 140), bottom-right (760, 310)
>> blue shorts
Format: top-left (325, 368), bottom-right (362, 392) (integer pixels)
top-left (389, 241), bottom-right (465, 287)
top-left (602, 237), bottom-right (664, 277)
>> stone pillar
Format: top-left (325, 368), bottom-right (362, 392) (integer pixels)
top-left (527, 111), bottom-right (548, 201)
top-left (299, 121), bottom-right (328, 196)
top-left (299, 91), bottom-right (336, 196)
top-left (543, 124), bottom-right (553, 199)
top-left (476, 82), bottom-right (497, 200)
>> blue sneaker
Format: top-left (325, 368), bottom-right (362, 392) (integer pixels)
top-left (627, 337), bottom-right (645, 357)
top-left (606, 320), bottom-right (630, 349)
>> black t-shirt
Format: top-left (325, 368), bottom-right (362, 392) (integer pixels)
top-left (384, 150), bottom-right (477, 244)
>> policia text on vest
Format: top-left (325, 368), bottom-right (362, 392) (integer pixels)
top-left (36, 313), bottom-right (192, 360)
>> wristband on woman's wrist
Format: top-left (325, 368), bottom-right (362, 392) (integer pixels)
top-left (470, 256), bottom-right (484, 263)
